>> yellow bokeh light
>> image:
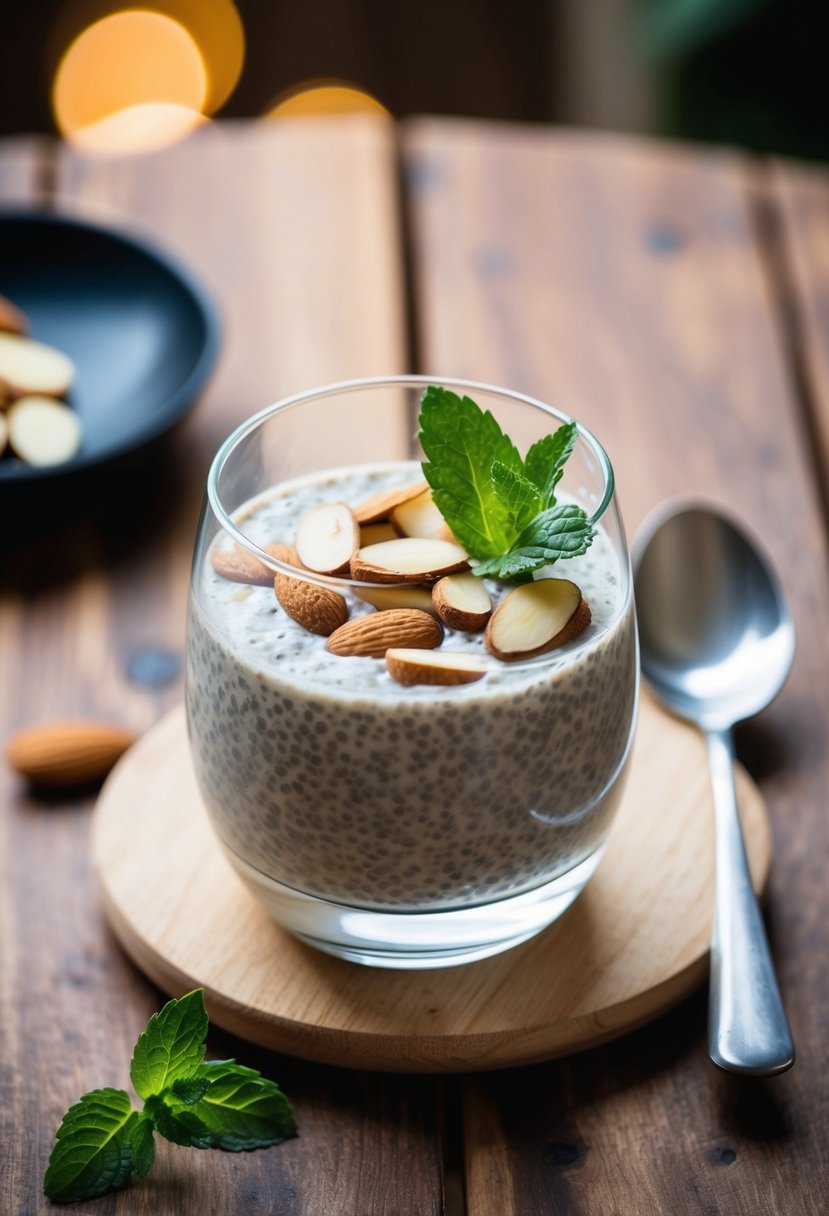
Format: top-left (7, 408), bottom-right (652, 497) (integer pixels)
top-left (266, 82), bottom-right (390, 120)
top-left (157, 0), bottom-right (245, 113)
top-left (53, 9), bottom-right (208, 153)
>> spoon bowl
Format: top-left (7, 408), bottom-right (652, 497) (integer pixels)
top-left (634, 500), bottom-right (795, 1076)
top-left (635, 505), bottom-right (795, 731)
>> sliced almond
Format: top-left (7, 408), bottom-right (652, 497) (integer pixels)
top-left (0, 333), bottom-right (75, 398)
top-left (353, 480), bottom-right (428, 524)
top-left (355, 585), bottom-right (438, 614)
top-left (327, 608), bottom-right (442, 658)
top-left (390, 486), bottom-right (455, 541)
top-left (351, 537), bottom-right (469, 584)
top-left (6, 720), bottom-right (136, 788)
top-left (386, 648), bottom-right (487, 687)
top-left (485, 579), bottom-right (591, 662)
top-left (360, 521), bottom-right (398, 547)
top-left (210, 541), bottom-right (296, 586)
top-left (7, 396), bottom-right (81, 466)
top-left (295, 501), bottom-right (358, 576)
top-left (432, 573), bottom-right (492, 631)
top-left (0, 293), bottom-right (27, 336)
top-left (274, 572), bottom-right (348, 636)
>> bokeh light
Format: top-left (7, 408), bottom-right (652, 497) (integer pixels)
top-left (53, 9), bottom-right (208, 153)
top-left (266, 82), bottom-right (390, 120)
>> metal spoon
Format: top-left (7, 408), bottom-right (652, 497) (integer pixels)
top-left (633, 501), bottom-right (795, 1076)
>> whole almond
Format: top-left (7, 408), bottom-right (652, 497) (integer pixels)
top-left (485, 579), bottom-right (591, 662)
top-left (327, 609), bottom-right (442, 658)
top-left (351, 537), bottom-right (469, 584)
top-left (274, 572), bottom-right (348, 636)
top-left (210, 541), bottom-right (297, 586)
top-left (5, 721), bottom-right (136, 789)
top-left (353, 481), bottom-right (429, 524)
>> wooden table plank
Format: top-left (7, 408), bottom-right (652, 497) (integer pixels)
top-left (770, 160), bottom-right (829, 514)
top-left (1, 120), bottom-right (447, 1216)
top-left (403, 118), bottom-right (829, 1216)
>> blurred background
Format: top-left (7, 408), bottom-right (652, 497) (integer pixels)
top-left (0, 0), bottom-right (825, 161)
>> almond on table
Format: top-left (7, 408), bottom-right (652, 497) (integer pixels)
top-left (6, 721), bottom-right (136, 789)
top-left (485, 578), bottom-right (591, 661)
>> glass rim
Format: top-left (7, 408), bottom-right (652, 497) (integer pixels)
top-left (206, 374), bottom-right (616, 587)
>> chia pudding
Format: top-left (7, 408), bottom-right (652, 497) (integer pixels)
top-left (186, 463), bottom-right (638, 913)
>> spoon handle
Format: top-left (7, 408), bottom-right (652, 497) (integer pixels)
top-left (706, 728), bottom-right (795, 1076)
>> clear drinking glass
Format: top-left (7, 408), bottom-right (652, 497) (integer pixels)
top-left (186, 376), bottom-right (638, 968)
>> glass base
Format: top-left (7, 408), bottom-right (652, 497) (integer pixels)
top-left (223, 847), bottom-right (606, 969)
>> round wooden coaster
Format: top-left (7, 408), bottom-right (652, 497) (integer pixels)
top-left (92, 692), bottom-right (771, 1072)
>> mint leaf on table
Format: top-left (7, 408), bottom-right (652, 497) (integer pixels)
top-left (419, 385), bottom-right (523, 558)
top-left (130, 987), bottom-right (208, 1099)
top-left (524, 420), bottom-right (578, 509)
top-left (144, 1094), bottom-right (213, 1149)
top-left (128, 1113), bottom-right (156, 1177)
top-left (43, 1088), bottom-right (139, 1203)
top-left (472, 504), bottom-right (595, 581)
top-left (188, 1060), bottom-right (297, 1151)
top-left (43, 990), bottom-right (296, 1204)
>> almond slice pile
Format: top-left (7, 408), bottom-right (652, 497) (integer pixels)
top-left (209, 476), bottom-right (592, 688)
top-left (0, 296), bottom-right (82, 467)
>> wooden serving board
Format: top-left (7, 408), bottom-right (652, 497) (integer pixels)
top-left (92, 691), bottom-right (770, 1072)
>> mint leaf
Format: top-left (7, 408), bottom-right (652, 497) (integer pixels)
top-left (491, 461), bottom-right (542, 532)
top-left (473, 504), bottom-right (594, 580)
top-left (524, 421), bottom-right (578, 508)
top-left (419, 385), bottom-right (522, 558)
top-left (43, 1088), bottom-right (138, 1203)
top-left (170, 1076), bottom-right (211, 1105)
top-left (130, 989), bottom-right (208, 1100)
top-left (188, 1060), bottom-right (297, 1151)
top-left (128, 1113), bottom-right (155, 1178)
top-left (145, 1094), bottom-right (213, 1149)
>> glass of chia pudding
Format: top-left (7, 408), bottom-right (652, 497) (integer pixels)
top-left (186, 376), bottom-right (639, 968)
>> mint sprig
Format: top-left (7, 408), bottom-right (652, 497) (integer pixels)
top-left (43, 990), bottom-right (296, 1204)
top-left (419, 386), bottom-right (594, 580)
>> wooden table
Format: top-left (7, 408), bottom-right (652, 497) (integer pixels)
top-left (1, 118), bottom-right (827, 1215)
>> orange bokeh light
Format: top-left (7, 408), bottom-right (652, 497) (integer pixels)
top-left (266, 82), bottom-right (390, 120)
top-left (53, 9), bottom-right (208, 153)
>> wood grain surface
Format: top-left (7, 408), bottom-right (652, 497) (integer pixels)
top-left (2, 118), bottom-right (829, 1215)
top-left (403, 119), bottom-right (829, 1215)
